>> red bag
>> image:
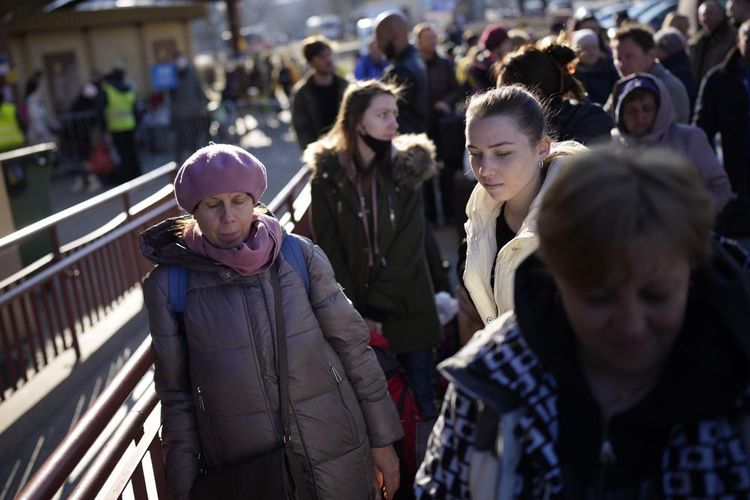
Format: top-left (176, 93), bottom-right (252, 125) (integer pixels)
top-left (87, 143), bottom-right (115, 176)
top-left (369, 332), bottom-right (423, 489)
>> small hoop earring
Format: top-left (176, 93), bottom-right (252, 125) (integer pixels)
top-left (538, 160), bottom-right (544, 169)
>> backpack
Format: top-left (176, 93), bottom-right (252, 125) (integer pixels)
top-left (168, 234), bottom-right (309, 315)
top-left (368, 331), bottom-right (423, 494)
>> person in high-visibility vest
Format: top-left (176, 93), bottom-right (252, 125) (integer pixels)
top-left (103, 66), bottom-right (141, 183)
top-left (0, 92), bottom-right (26, 153)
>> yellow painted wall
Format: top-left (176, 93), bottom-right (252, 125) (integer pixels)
top-left (89, 26), bottom-right (146, 96)
top-left (8, 21), bottom-right (191, 103)
top-left (14, 31), bottom-right (89, 112)
top-left (142, 22), bottom-right (188, 64)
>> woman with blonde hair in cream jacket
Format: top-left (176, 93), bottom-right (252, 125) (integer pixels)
top-left (610, 72), bottom-right (733, 213)
top-left (460, 86), bottom-right (587, 334)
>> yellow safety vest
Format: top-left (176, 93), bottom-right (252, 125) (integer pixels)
top-left (104, 84), bottom-right (136, 132)
top-left (0, 102), bottom-right (25, 152)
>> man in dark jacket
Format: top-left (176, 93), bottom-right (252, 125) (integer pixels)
top-left (291, 37), bottom-right (348, 150)
top-left (375, 11), bottom-right (429, 134)
top-left (655, 28), bottom-right (697, 111)
top-left (171, 53), bottom-right (209, 162)
top-left (415, 22), bottom-right (463, 221)
top-left (690, 0), bottom-right (737, 84)
top-left (728, 0), bottom-right (750, 26)
top-left (694, 19), bottom-right (750, 198)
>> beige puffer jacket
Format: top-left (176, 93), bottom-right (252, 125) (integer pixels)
top-left (462, 142), bottom-right (587, 325)
top-left (140, 218), bottom-right (403, 499)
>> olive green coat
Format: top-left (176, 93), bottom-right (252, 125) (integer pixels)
top-left (308, 134), bottom-right (441, 354)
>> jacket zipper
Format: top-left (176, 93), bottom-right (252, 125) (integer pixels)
top-left (329, 361), bottom-right (357, 436)
top-left (597, 419), bottom-right (615, 497)
top-left (388, 193), bottom-right (396, 228)
top-left (331, 364), bottom-right (342, 383)
top-left (197, 385), bottom-right (206, 412)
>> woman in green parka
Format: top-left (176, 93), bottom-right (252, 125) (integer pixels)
top-left (305, 80), bottom-right (442, 418)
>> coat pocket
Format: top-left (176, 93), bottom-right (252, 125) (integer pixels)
top-left (328, 361), bottom-right (359, 441)
top-left (194, 384), bottom-right (223, 469)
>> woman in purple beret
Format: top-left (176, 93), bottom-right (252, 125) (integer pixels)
top-left (140, 143), bottom-right (402, 499)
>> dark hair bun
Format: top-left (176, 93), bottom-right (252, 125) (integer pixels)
top-left (543, 44), bottom-right (577, 67)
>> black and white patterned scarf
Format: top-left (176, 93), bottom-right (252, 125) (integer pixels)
top-left (473, 325), bottom-right (750, 498)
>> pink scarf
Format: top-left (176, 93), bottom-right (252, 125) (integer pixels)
top-left (183, 213), bottom-right (282, 276)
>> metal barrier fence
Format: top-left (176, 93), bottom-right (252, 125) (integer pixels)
top-left (16, 164), bottom-right (312, 500)
top-left (0, 163), bottom-right (180, 400)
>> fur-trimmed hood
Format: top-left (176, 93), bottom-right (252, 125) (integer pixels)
top-left (305, 133), bottom-right (438, 189)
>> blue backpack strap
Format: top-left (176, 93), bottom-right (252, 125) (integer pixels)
top-left (281, 234), bottom-right (310, 296)
top-left (168, 264), bottom-right (189, 315)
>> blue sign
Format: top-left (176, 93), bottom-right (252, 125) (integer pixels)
top-left (151, 63), bottom-right (178, 90)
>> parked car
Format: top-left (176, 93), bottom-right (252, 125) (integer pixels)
top-left (597, 0), bottom-right (674, 28)
top-left (306, 15), bottom-right (343, 40)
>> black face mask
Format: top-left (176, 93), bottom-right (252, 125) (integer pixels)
top-left (383, 41), bottom-right (397, 60)
top-left (359, 132), bottom-right (392, 158)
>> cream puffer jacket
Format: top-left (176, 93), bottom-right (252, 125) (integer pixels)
top-left (462, 142), bottom-right (587, 325)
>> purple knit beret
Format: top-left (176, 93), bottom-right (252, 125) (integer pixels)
top-left (174, 143), bottom-right (267, 213)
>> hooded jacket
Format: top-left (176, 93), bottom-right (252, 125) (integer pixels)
top-left (140, 222), bottom-right (403, 498)
top-left (611, 74), bottom-right (733, 213)
top-left (307, 133), bottom-right (441, 354)
top-left (462, 142), bottom-right (587, 327)
top-left (604, 62), bottom-right (690, 124)
top-left (416, 240), bottom-right (750, 499)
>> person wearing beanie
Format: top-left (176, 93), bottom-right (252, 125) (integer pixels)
top-left (468, 23), bottom-right (512, 93)
top-left (654, 27), bottom-right (697, 111)
top-left (571, 28), bottom-right (621, 105)
top-left (610, 73), bottom-right (732, 213)
top-left (140, 143), bottom-right (403, 499)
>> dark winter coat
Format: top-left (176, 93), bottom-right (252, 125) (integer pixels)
top-left (382, 45), bottom-right (429, 134)
top-left (574, 57), bottom-right (620, 105)
top-left (307, 134), bottom-right (441, 354)
top-left (416, 240), bottom-right (750, 499)
top-left (694, 48), bottom-right (750, 197)
top-left (689, 19), bottom-right (737, 84)
top-left (661, 50), bottom-right (697, 111)
top-left (423, 53), bottom-right (462, 130)
top-left (140, 222), bottom-right (403, 499)
top-left (547, 98), bottom-right (614, 145)
top-left (291, 73), bottom-right (348, 150)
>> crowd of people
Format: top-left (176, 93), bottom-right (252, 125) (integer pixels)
top-left (137, 4), bottom-right (750, 499)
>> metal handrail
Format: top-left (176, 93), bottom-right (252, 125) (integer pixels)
top-left (16, 338), bottom-right (156, 500)
top-left (0, 162), bottom-right (177, 252)
top-left (0, 142), bottom-right (56, 163)
top-left (0, 200), bottom-right (176, 307)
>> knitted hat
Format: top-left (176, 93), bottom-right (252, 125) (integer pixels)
top-left (654, 27), bottom-right (686, 57)
top-left (571, 29), bottom-right (599, 52)
top-left (480, 23), bottom-right (509, 52)
top-left (174, 143), bottom-right (267, 213)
